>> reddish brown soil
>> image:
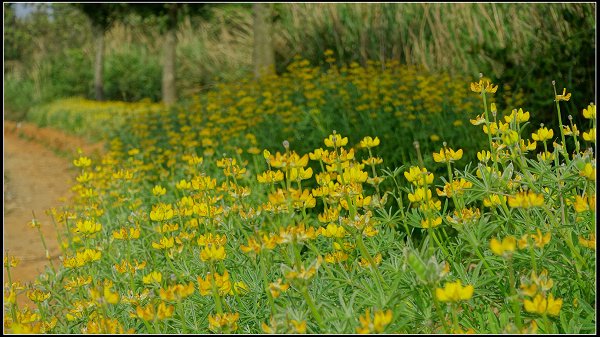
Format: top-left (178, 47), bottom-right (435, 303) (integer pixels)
top-left (3, 120), bottom-right (104, 305)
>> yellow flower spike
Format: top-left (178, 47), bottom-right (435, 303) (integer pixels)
top-left (359, 136), bottom-right (380, 149)
top-left (404, 166), bottom-right (434, 186)
top-left (435, 280), bottom-right (474, 302)
top-left (573, 194), bottom-right (595, 213)
top-left (490, 236), bottom-right (516, 257)
top-left (208, 312), bottom-right (240, 332)
top-left (470, 113), bottom-right (486, 126)
top-left (156, 302), bottom-right (175, 320)
top-left (151, 236), bottom-right (174, 250)
top-left (531, 127), bottom-right (554, 142)
top-left (233, 281), bottom-right (249, 296)
top-left (583, 103), bottom-right (596, 119)
top-left (582, 128), bottom-right (596, 142)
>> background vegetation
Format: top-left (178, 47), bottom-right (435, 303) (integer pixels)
top-left (4, 3), bottom-right (596, 125)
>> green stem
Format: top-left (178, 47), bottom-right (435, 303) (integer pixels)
top-left (301, 284), bottom-right (326, 331)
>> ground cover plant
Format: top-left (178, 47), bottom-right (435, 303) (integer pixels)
top-left (4, 62), bottom-right (596, 333)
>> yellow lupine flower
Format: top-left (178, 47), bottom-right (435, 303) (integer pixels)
top-left (578, 234), bottom-right (596, 250)
top-left (359, 136), bottom-right (380, 148)
top-left (200, 245), bottom-right (226, 262)
top-left (73, 156), bottom-right (92, 167)
top-left (268, 278), bottom-right (289, 299)
top-left (324, 132), bottom-right (348, 148)
top-left (152, 185), bottom-right (166, 196)
top-left (573, 194), bottom-right (596, 213)
top-left (74, 219), bottom-right (102, 235)
top-left (483, 194), bottom-right (506, 208)
top-left (356, 308), bottom-right (393, 334)
top-left (159, 282), bottom-right (195, 301)
top-left (151, 236), bottom-right (174, 250)
top-left (149, 203), bottom-right (174, 221)
top-left (421, 217), bottom-right (442, 229)
top-left (142, 271), bottom-right (163, 285)
top-left (257, 170), bottom-right (284, 183)
top-left (582, 103), bottom-right (596, 119)
top-left (404, 166), bottom-right (434, 186)
top-left (504, 108), bottom-right (530, 123)
top-left (4, 255), bottom-right (20, 268)
top-left (112, 227), bottom-right (140, 240)
top-left (318, 223), bottom-right (347, 238)
top-left (524, 293), bottom-right (563, 316)
top-left (490, 236), bottom-right (516, 256)
top-left (470, 79), bottom-right (498, 94)
top-left (208, 312), bottom-right (240, 332)
top-left (290, 320), bottom-right (307, 334)
top-left (531, 127), bottom-right (554, 142)
top-left (582, 128), bottom-right (596, 142)
top-left (408, 188), bottom-right (432, 203)
top-left (432, 147), bottom-right (463, 163)
top-left (470, 113), bottom-right (486, 126)
top-left (27, 289), bottom-right (51, 302)
top-left (436, 280), bottom-right (474, 302)
top-left (555, 87), bottom-right (571, 101)
top-left (508, 190), bottom-right (544, 209)
top-left (531, 229), bottom-right (551, 249)
top-left (579, 163), bottom-right (596, 181)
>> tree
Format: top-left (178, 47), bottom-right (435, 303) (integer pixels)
top-left (253, 3), bottom-right (275, 79)
top-left (74, 4), bottom-right (125, 101)
top-left (125, 4), bottom-right (208, 106)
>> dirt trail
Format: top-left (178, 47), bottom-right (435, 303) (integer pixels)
top-left (3, 121), bottom-right (104, 304)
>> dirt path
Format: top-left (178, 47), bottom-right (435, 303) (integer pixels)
top-left (3, 121), bottom-right (104, 304)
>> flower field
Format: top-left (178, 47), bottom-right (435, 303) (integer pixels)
top-left (4, 59), bottom-right (596, 334)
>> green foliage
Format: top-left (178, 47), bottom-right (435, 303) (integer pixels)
top-left (104, 46), bottom-right (162, 102)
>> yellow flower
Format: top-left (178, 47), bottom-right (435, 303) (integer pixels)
top-left (142, 271), bottom-right (163, 285)
top-left (356, 308), bottom-right (393, 334)
top-left (268, 278), bottom-right (290, 299)
top-left (436, 280), bottom-right (474, 302)
top-left (508, 190), bottom-right (544, 209)
top-left (73, 219), bottom-right (102, 235)
top-left (432, 147), bottom-right (463, 163)
top-left (152, 185), bottom-right (166, 196)
top-left (573, 194), bottom-right (596, 213)
top-left (582, 103), bottom-right (596, 119)
top-left (490, 236), bottom-right (516, 257)
top-left (524, 293), bottom-right (562, 316)
top-left (483, 194), bottom-right (506, 208)
top-left (324, 132), bottom-right (348, 148)
top-left (578, 234), bottom-right (596, 250)
top-left (208, 312), bottom-right (240, 332)
top-left (73, 156), bottom-right (92, 167)
top-left (404, 166), bottom-right (434, 186)
top-left (470, 79), bottom-right (498, 94)
top-left (530, 229), bottom-right (551, 249)
top-left (421, 217), bottom-right (442, 229)
top-left (470, 113), bottom-right (486, 126)
top-left (504, 108), bottom-right (530, 123)
top-left (113, 227), bottom-right (141, 240)
top-left (150, 203), bottom-right (174, 221)
top-left (579, 163), bottom-right (595, 181)
top-left (151, 236), bottom-right (174, 250)
top-left (4, 255), bottom-right (20, 268)
top-left (318, 223), bottom-right (347, 238)
top-left (359, 136), bottom-right (380, 148)
top-left (290, 319), bottom-right (307, 334)
top-left (531, 127), bottom-right (554, 142)
top-left (27, 289), bottom-right (51, 302)
top-left (257, 170), bottom-right (284, 183)
top-left (555, 87), bottom-right (571, 101)
top-left (582, 128), bottom-right (595, 142)
top-left (200, 245), bottom-right (226, 262)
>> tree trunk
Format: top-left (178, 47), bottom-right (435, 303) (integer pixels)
top-left (253, 3), bottom-right (275, 79)
top-left (93, 24), bottom-right (104, 101)
top-left (162, 5), bottom-right (178, 105)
